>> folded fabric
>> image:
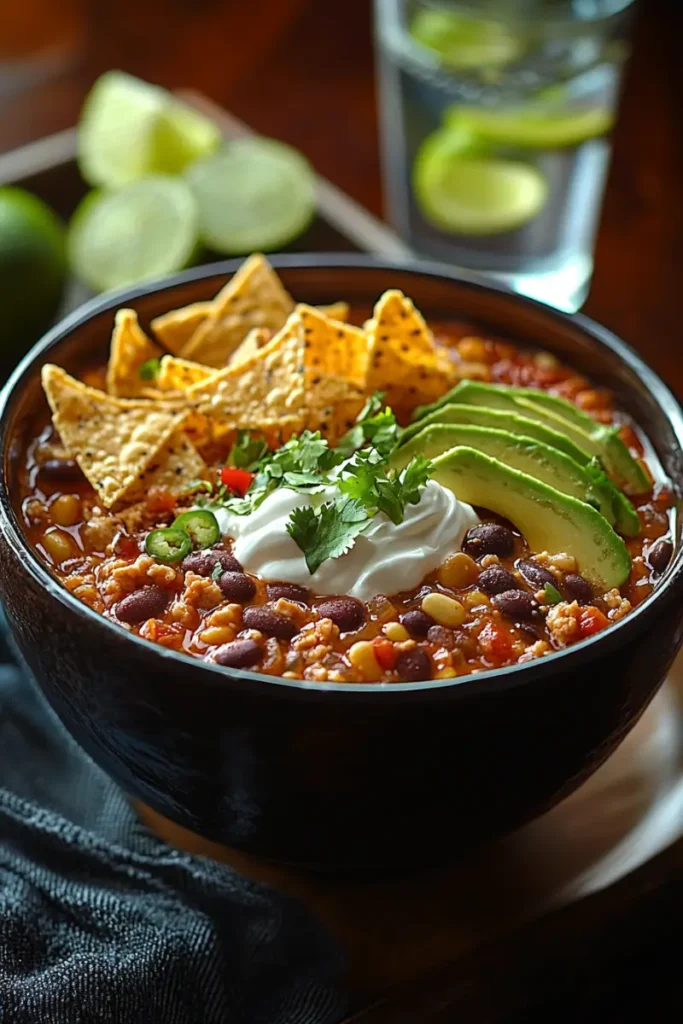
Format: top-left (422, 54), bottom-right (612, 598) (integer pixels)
top-left (0, 647), bottom-right (347, 1024)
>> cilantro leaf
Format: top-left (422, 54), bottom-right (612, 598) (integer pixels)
top-left (138, 357), bottom-right (161, 381)
top-left (229, 431), bottom-right (269, 471)
top-left (336, 392), bottom-right (399, 458)
top-left (287, 497), bottom-right (370, 574)
top-left (399, 454), bottom-right (433, 505)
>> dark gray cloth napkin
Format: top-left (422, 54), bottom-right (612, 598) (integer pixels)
top-left (0, 634), bottom-right (347, 1024)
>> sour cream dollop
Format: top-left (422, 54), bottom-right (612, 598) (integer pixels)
top-left (209, 481), bottom-right (479, 602)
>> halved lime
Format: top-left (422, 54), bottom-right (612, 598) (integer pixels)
top-left (414, 128), bottom-right (548, 236)
top-left (78, 71), bottom-right (221, 188)
top-left (447, 104), bottom-right (614, 148)
top-left (68, 176), bottom-right (199, 292)
top-left (410, 9), bottom-right (525, 71)
top-left (186, 138), bottom-right (316, 254)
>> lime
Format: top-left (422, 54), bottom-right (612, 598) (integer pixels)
top-left (414, 128), bottom-right (548, 236)
top-left (410, 9), bottom-right (525, 71)
top-left (78, 71), bottom-right (221, 188)
top-left (447, 104), bottom-right (614, 148)
top-left (68, 176), bottom-right (199, 292)
top-left (0, 187), bottom-right (66, 361)
top-left (186, 138), bottom-right (316, 254)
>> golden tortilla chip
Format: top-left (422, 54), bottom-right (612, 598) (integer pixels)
top-left (229, 327), bottom-right (273, 368)
top-left (106, 309), bottom-right (162, 398)
top-left (180, 254), bottom-right (295, 367)
top-left (305, 371), bottom-right (366, 442)
top-left (122, 429), bottom-right (207, 502)
top-left (42, 365), bottom-right (189, 508)
top-left (317, 301), bottom-right (350, 322)
top-left (365, 290), bottom-right (455, 410)
top-left (187, 311), bottom-right (306, 431)
top-left (151, 301), bottom-right (213, 355)
top-left (157, 356), bottom-right (214, 392)
top-left (298, 304), bottom-right (368, 388)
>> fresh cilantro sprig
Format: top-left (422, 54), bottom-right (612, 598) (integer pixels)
top-left (337, 451), bottom-right (433, 525)
top-left (336, 393), bottom-right (399, 459)
top-left (287, 497), bottom-right (369, 574)
top-left (229, 430), bottom-right (268, 471)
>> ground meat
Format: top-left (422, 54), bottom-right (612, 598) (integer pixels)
top-left (546, 601), bottom-right (582, 647)
top-left (182, 572), bottom-right (223, 610)
top-left (519, 640), bottom-right (552, 662)
top-left (291, 618), bottom-right (340, 669)
top-left (81, 514), bottom-right (121, 552)
top-left (603, 587), bottom-right (633, 621)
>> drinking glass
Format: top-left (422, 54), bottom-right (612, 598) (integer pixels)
top-left (374, 0), bottom-right (637, 312)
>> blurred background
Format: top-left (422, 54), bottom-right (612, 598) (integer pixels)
top-left (0, 0), bottom-right (680, 382)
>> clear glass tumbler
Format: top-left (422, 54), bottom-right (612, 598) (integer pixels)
top-left (374, 0), bottom-right (637, 312)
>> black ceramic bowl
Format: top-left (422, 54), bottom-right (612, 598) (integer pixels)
top-left (1, 256), bottom-right (683, 872)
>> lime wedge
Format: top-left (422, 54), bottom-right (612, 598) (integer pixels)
top-left (414, 129), bottom-right (548, 236)
top-left (447, 104), bottom-right (614, 148)
top-left (410, 9), bottom-right (525, 70)
top-left (186, 138), bottom-right (316, 254)
top-left (78, 71), bottom-right (221, 188)
top-left (68, 176), bottom-right (199, 292)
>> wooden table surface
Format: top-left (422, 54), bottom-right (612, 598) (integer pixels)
top-left (3, 0), bottom-right (683, 1017)
top-left (1, 0), bottom-right (681, 389)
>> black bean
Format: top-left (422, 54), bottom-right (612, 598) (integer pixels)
top-left (316, 597), bottom-right (366, 632)
top-left (478, 566), bottom-right (521, 596)
top-left (39, 457), bottom-right (82, 481)
top-left (400, 609), bottom-right (434, 637)
top-left (219, 572), bottom-right (256, 603)
top-left (115, 585), bottom-right (169, 624)
top-left (517, 559), bottom-right (555, 590)
top-left (648, 538), bottom-right (673, 575)
top-left (462, 523), bottom-right (515, 558)
top-left (242, 606), bottom-right (298, 640)
top-left (267, 582), bottom-right (311, 604)
top-left (562, 573), bottom-right (593, 605)
top-left (182, 549), bottom-right (242, 577)
top-left (212, 639), bottom-right (263, 669)
top-left (427, 625), bottom-right (457, 650)
top-left (492, 590), bottom-right (539, 622)
top-left (396, 647), bottom-right (432, 682)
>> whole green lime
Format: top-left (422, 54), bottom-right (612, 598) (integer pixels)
top-left (0, 187), bottom-right (67, 371)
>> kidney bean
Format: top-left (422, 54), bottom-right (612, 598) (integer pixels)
top-left (478, 566), bottom-right (520, 596)
top-left (39, 457), bottom-right (82, 482)
top-left (212, 639), bottom-right (263, 669)
top-left (492, 590), bottom-right (539, 622)
top-left (219, 572), bottom-right (256, 603)
top-left (242, 606), bottom-right (298, 640)
top-left (517, 559), bottom-right (555, 590)
top-left (562, 573), bottom-right (593, 605)
top-left (400, 609), bottom-right (434, 637)
top-left (316, 597), bottom-right (366, 632)
top-left (462, 523), bottom-right (515, 558)
top-left (182, 549), bottom-right (243, 577)
top-left (115, 585), bottom-right (169, 624)
top-left (267, 582), bottom-right (311, 604)
top-left (427, 624), bottom-right (457, 650)
top-left (648, 538), bottom-right (673, 575)
top-left (396, 647), bottom-right (432, 682)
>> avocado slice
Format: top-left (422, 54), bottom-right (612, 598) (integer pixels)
top-left (431, 446), bottom-right (631, 590)
top-left (399, 402), bottom-right (640, 537)
top-left (417, 380), bottom-right (650, 496)
top-left (393, 423), bottom-right (620, 527)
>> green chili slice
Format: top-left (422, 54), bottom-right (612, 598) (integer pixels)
top-left (145, 526), bottom-right (192, 564)
top-left (173, 509), bottom-right (220, 550)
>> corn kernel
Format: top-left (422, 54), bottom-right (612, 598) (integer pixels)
top-left (464, 590), bottom-right (490, 610)
top-left (437, 552), bottom-right (479, 589)
top-left (457, 336), bottom-right (488, 362)
top-left (347, 640), bottom-right (382, 680)
top-left (436, 667), bottom-right (458, 679)
top-left (49, 493), bottom-right (82, 527)
top-left (199, 625), bottom-right (236, 645)
top-left (42, 529), bottom-right (76, 565)
top-left (421, 592), bottom-right (466, 627)
top-left (384, 621), bottom-right (409, 642)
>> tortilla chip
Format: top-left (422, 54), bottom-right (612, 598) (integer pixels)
top-left (228, 327), bottom-right (274, 369)
top-left (187, 311), bottom-right (306, 432)
top-left (317, 301), bottom-right (350, 322)
top-left (106, 309), bottom-right (162, 398)
top-left (298, 304), bottom-right (368, 388)
top-left (151, 301), bottom-right (213, 355)
top-left (305, 371), bottom-right (366, 442)
top-left (365, 290), bottom-right (455, 410)
top-left (180, 254), bottom-right (295, 367)
top-left (122, 429), bottom-right (207, 502)
top-left (157, 356), bottom-right (214, 392)
top-left (42, 365), bottom-right (189, 508)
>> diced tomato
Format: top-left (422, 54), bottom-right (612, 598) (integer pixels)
top-left (140, 619), bottom-right (184, 647)
top-left (577, 607), bottom-right (609, 638)
top-left (220, 467), bottom-right (254, 497)
top-left (478, 621), bottom-right (513, 662)
top-left (146, 488), bottom-right (178, 516)
top-left (372, 637), bottom-right (398, 671)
